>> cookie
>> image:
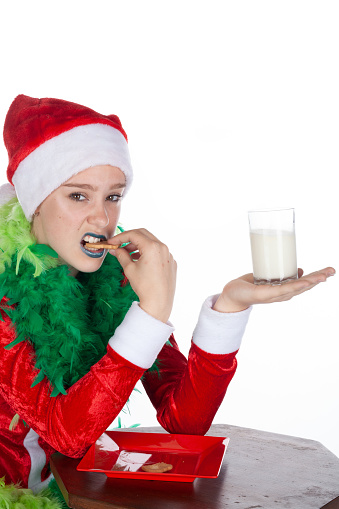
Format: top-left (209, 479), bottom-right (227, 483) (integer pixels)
top-left (85, 243), bottom-right (119, 250)
top-left (141, 462), bottom-right (173, 473)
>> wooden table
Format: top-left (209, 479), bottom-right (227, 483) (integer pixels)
top-left (50, 424), bottom-right (339, 509)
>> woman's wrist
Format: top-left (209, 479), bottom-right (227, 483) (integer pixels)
top-left (213, 294), bottom-right (248, 313)
top-left (139, 300), bottom-right (171, 323)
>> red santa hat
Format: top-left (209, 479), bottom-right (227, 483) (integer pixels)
top-left (1, 94), bottom-right (133, 220)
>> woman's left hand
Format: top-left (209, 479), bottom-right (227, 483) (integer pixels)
top-left (213, 267), bottom-right (336, 313)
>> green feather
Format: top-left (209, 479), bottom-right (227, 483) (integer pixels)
top-left (0, 284), bottom-right (6, 302)
top-left (9, 413), bottom-right (20, 431)
top-left (4, 332), bottom-right (25, 350)
top-left (16, 245), bottom-right (29, 275)
top-left (31, 369), bottom-right (46, 388)
top-left (31, 244), bottom-right (58, 258)
top-left (0, 198), bottom-right (59, 277)
top-left (50, 377), bottom-right (67, 397)
top-left (26, 309), bottom-right (44, 333)
top-left (0, 476), bottom-right (63, 508)
top-left (47, 478), bottom-right (68, 508)
top-left (5, 297), bottom-right (20, 306)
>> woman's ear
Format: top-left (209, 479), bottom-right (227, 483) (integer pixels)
top-left (32, 205), bottom-right (41, 218)
top-left (31, 206), bottom-right (41, 236)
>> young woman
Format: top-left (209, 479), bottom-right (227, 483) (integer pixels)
top-left (0, 95), bottom-right (334, 500)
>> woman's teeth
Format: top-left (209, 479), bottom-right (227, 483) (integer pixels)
top-left (81, 235), bottom-right (106, 257)
top-left (83, 235), bottom-right (103, 244)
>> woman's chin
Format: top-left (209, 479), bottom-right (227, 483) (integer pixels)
top-left (59, 250), bottom-right (107, 276)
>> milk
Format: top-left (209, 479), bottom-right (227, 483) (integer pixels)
top-left (250, 229), bottom-right (297, 283)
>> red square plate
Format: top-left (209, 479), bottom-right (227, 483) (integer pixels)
top-left (77, 431), bottom-right (229, 482)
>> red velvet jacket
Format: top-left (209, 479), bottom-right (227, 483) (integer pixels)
top-left (0, 300), bottom-right (238, 490)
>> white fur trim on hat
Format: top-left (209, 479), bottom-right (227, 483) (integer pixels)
top-left (0, 183), bottom-right (17, 206)
top-left (12, 123), bottom-right (133, 221)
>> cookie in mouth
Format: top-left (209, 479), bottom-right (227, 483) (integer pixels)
top-left (80, 233), bottom-right (107, 258)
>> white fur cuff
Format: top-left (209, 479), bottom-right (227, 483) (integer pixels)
top-left (109, 302), bottom-right (175, 369)
top-left (193, 295), bottom-right (252, 354)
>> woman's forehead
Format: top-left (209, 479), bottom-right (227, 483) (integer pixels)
top-left (65, 165), bottom-right (126, 186)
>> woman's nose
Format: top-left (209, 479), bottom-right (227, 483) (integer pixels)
top-left (87, 202), bottom-right (109, 228)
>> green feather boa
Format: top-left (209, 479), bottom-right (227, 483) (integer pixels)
top-left (0, 198), bottom-right (138, 396)
top-left (0, 477), bottom-right (64, 509)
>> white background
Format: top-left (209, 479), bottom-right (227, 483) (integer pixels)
top-left (0, 1), bottom-right (338, 456)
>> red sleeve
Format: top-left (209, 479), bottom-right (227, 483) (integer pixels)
top-left (0, 307), bottom-right (144, 458)
top-left (142, 334), bottom-right (238, 435)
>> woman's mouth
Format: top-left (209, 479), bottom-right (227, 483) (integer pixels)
top-left (80, 233), bottom-right (107, 258)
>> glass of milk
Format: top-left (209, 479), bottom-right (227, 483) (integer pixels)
top-left (248, 208), bottom-right (298, 285)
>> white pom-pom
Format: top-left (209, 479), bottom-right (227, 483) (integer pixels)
top-left (0, 183), bottom-right (16, 206)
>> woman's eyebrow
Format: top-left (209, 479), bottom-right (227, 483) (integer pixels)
top-left (62, 183), bottom-right (126, 191)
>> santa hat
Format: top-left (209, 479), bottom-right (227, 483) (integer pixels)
top-left (1, 94), bottom-right (133, 220)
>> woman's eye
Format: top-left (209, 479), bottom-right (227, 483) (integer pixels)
top-left (106, 194), bottom-right (122, 202)
top-left (69, 193), bottom-right (86, 201)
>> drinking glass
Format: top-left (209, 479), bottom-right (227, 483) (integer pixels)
top-left (248, 208), bottom-right (298, 285)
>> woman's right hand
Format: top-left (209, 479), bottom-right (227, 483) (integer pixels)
top-left (107, 229), bottom-right (177, 323)
top-left (213, 267), bottom-right (335, 313)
